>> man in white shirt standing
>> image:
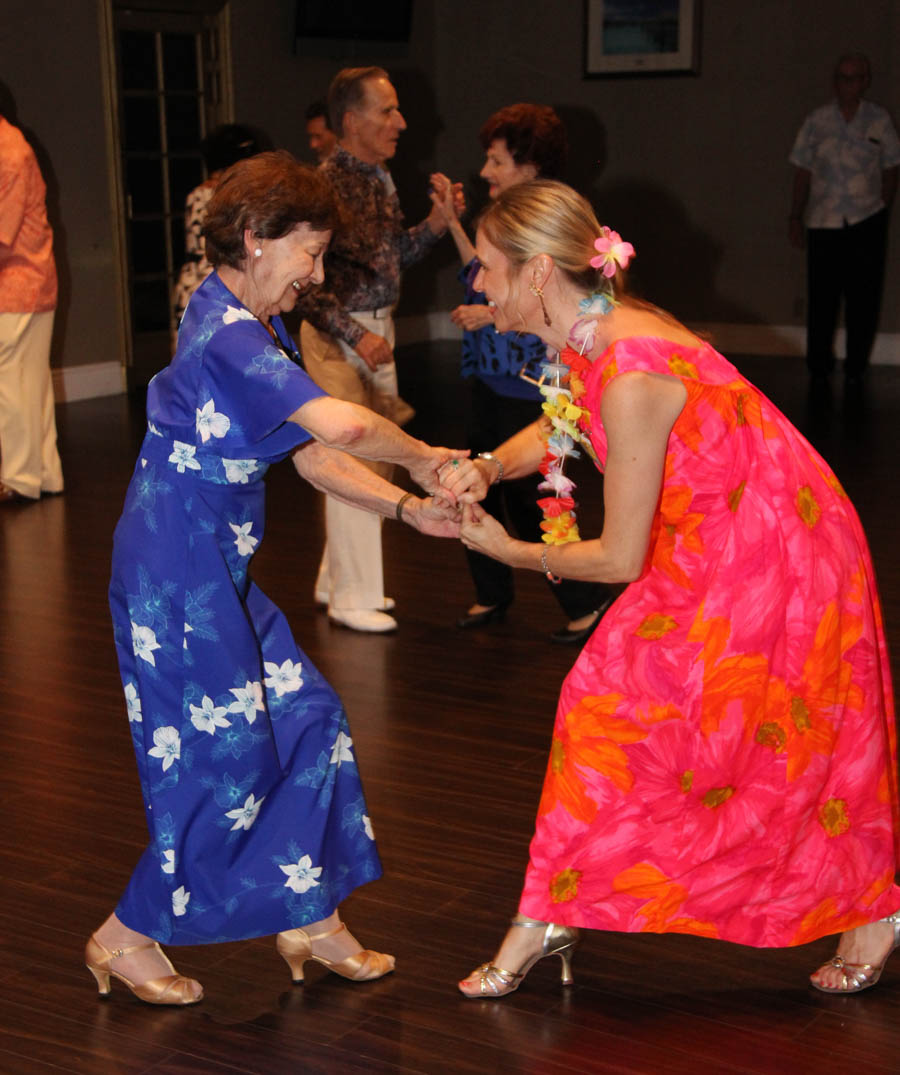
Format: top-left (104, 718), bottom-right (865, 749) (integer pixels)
top-left (789, 52), bottom-right (899, 388)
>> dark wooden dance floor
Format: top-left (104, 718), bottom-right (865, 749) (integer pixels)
top-left (2, 342), bottom-right (899, 1074)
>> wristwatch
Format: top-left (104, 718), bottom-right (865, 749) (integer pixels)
top-left (476, 452), bottom-right (504, 484)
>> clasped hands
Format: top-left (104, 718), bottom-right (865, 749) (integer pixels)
top-left (427, 172), bottom-right (465, 234)
top-left (408, 453), bottom-right (511, 557)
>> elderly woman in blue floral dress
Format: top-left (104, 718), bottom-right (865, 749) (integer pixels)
top-left (85, 152), bottom-right (462, 1005)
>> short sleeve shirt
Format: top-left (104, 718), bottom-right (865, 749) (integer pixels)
top-left (789, 100), bottom-right (900, 227)
top-left (149, 271), bottom-right (326, 472)
top-left (0, 118), bottom-right (57, 312)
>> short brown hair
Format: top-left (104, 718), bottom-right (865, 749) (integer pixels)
top-left (479, 104), bottom-right (567, 179)
top-left (203, 151), bottom-right (341, 269)
top-left (327, 66), bottom-right (390, 137)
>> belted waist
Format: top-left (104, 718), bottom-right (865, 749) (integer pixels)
top-left (349, 305), bottom-right (394, 320)
top-left (137, 430), bottom-right (267, 486)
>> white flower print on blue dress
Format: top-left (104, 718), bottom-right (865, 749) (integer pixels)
top-left (108, 272), bottom-right (382, 945)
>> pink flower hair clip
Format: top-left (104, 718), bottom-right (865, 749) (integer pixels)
top-left (590, 227), bottom-right (635, 278)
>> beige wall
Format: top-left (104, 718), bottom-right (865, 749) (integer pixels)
top-left (0, 0), bottom-right (122, 376)
top-left (2, 0), bottom-right (898, 380)
top-left (234, 0), bottom-right (900, 344)
top-left (230, 0), bottom-right (890, 348)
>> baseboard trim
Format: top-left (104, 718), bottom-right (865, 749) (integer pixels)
top-left (53, 361), bottom-right (125, 403)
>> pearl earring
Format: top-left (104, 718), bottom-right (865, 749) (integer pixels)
top-left (254, 247), bottom-right (262, 258)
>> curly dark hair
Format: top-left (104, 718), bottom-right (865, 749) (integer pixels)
top-left (200, 124), bottom-right (260, 174)
top-left (304, 98), bottom-right (330, 126)
top-left (479, 103), bottom-right (567, 178)
top-left (203, 151), bottom-right (342, 269)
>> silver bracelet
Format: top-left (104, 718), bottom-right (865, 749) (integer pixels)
top-left (476, 452), bottom-right (504, 484)
top-left (541, 545), bottom-right (561, 584)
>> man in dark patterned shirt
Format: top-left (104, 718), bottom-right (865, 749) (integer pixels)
top-left (298, 66), bottom-right (460, 632)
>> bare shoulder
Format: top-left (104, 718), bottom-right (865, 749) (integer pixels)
top-left (603, 367), bottom-right (687, 406)
top-left (601, 368), bottom-right (687, 434)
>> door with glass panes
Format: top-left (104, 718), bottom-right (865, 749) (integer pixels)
top-left (114, 4), bottom-right (229, 387)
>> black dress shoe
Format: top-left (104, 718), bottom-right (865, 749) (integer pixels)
top-left (550, 594), bottom-right (615, 645)
top-left (456, 601), bottom-right (511, 629)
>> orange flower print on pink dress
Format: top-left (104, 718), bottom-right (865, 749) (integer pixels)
top-left (667, 353), bottom-right (699, 380)
top-left (624, 709), bottom-right (785, 867)
top-left (599, 356), bottom-right (618, 388)
top-left (796, 485), bottom-right (821, 528)
top-left (791, 868), bottom-right (897, 945)
top-left (517, 337), bottom-right (898, 946)
top-left (549, 867), bottom-right (582, 904)
top-left (698, 651), bottom-right (771, 738)
top-left (687, 604), bottom-right (731, 669)
top-left (539, 693), bottom-right (641, 822)
top-left (612, 863), bottom-right (718, 937)
top-left (751, 678), bottom-right (837, 782)
top-left (635, 613), bottom-right (679, 640)
top-left (704, 381), bottom-right (781, 439)
top-left (820, 797), bottom-right (850, 836)
top-left (650, 483), bottom-right (705, 590)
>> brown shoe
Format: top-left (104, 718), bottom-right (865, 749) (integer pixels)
top-left (0, 481), bottom-right (25, 503)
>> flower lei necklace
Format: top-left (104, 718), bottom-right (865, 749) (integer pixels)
top-left (535, 228), bottom-right (635, 553)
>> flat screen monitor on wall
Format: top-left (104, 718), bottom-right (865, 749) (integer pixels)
top-left (295, 1), bottom-right (413, 42)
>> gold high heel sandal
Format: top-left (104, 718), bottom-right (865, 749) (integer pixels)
top-left (459, 913), bottom-right (579, 998)
top-left (84, 934), bottom-right (203, 1005)
top-left (811, 912), bottom-right (900, 993)
top-left (276, 921), bottom-right (395, 983)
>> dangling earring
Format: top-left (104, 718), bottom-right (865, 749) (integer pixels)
top-left (254, 247), bottom-right (262, 258)
top-left (530, 282), bottom-right (552, 327)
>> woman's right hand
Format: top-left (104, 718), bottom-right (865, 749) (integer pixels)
top-left (407, 445), bottom-right (470, 495)
top-left (459, 502), bottom-right (515, 562)
top-left (438, 457), bottom-right (491, 503)
top-left (450, 304), bottom-right (495, 332)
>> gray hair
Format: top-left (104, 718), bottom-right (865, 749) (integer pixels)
top-left (327, 66), bottom-right (390, 138)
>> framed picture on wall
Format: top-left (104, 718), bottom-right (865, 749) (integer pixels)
top-left (584, 0), bottom-right (701, 77)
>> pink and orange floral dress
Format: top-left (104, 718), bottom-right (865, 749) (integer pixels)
top-left (519, 337), bottom-right (899, 947)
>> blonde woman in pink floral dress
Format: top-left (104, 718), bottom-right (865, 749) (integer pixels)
top-left (439, 180), bottom-right (899, 998)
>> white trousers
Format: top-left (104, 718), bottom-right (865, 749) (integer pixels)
top-left (0, 310), bottom-right (63, 499)
top-left (300, 310), bottom-right (413, 611)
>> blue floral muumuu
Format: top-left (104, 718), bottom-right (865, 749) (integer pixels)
top-left (109, 272), bottom-right (381, 944)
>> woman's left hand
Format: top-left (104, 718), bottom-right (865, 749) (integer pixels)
top-left (459, 502), bottom-right (515, 561)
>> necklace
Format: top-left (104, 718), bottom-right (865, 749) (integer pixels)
top-left (535, 344), bottom-right (596, 548)
top-left (533, 232), bottom-right (632, 546)
top-left (264, 318), bottom-right (303, 366)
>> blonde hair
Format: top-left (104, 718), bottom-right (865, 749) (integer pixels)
top-left (479, 179), bottom-right (626, 296)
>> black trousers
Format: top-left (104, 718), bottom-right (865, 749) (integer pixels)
top-left (806, 209), bottom-right (888, 378)
top-left (463, 377), bottom-right (610, 619)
